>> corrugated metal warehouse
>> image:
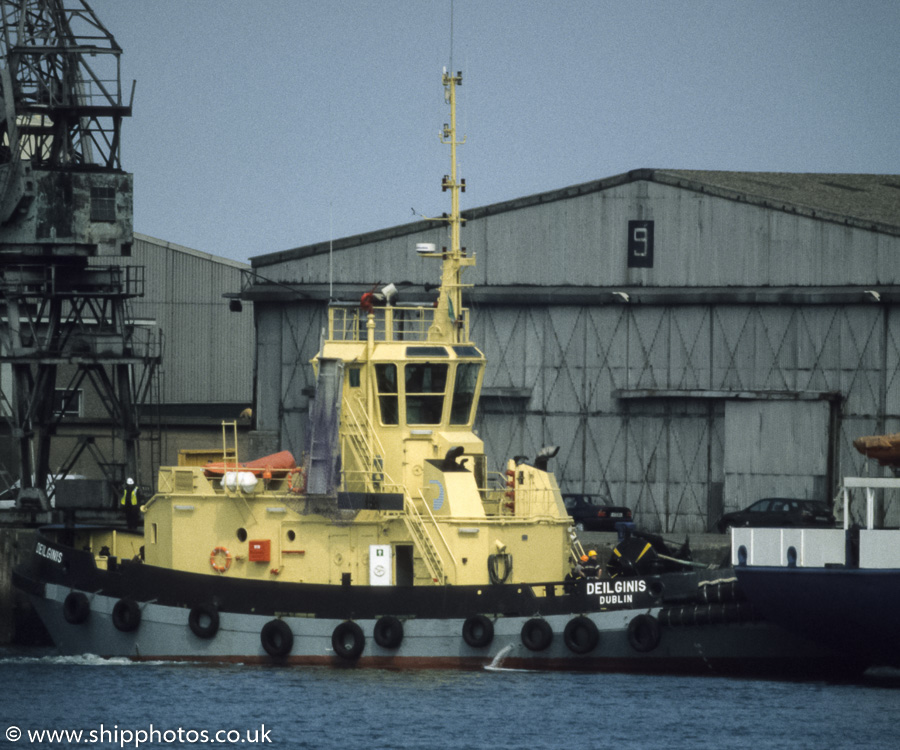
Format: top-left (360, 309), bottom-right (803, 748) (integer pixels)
top-left (245, 169), bottom-right (900, 533)
top-left (122, 234), bottom-right (254, 413)
top-left (1, 234), bottom-right (255, 494)
top-left (90, 233), bottom-right (256, 481)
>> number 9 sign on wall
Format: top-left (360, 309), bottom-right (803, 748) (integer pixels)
top-left (628, 220), bottom-right (654, 268)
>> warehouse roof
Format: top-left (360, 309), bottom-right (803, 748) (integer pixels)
top-left (254, 169), bottom-right (900, 267)
top-left (654, 170), bottom-right (900, 232)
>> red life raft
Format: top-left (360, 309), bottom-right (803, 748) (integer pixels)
top-left (202, 450), bottom-right (297, 478)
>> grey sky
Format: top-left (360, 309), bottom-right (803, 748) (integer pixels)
top-left (91, 0), bottom-right (900, 264)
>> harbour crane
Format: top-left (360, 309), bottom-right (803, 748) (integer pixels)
top-left (0, 1), bottom-right (157, 511)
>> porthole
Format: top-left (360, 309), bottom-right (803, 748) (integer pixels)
top-left (287, 529), bottom-right (296, 542)
top-left (237, 527), bottom-right (248, 542)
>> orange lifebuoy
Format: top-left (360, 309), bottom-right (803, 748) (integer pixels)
top-left (210, 546), bottom-right (232, 574)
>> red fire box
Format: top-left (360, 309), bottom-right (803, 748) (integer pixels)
top-left (248, 539), bottom-right (271, 563)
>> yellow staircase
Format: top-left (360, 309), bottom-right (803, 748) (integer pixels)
top-left (403, 497), bottom-right (447, 584)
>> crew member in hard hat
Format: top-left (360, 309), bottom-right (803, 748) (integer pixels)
top-left (120, 477), bottom-right (140, 530)
top-left (584, 549), bottom-right (601, 578)
top-left (565, 554), bottom-right (588, 593)
top-left (575, 555), bottom-right (588, 577)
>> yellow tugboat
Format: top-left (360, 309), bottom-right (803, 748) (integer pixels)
top-left (13, 70), bottom-right (863, 676)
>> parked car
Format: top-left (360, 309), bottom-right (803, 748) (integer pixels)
top-left (563, 493), bottom-right (633, 532)
top-left (715, 497), bottom-right (835, 533)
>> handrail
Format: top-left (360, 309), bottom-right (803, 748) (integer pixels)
top-left (341, 396), bottom-right (401, 492)
top-left (842, 476), bottom-right (900, 530)
top-left (403, 496), bottom-right (445, 583)
top-left (415, 489), bottom-right (459, 570)
top-left (326, 305), bottom-right (469, 343)
top-left (483, 482), bottom-right (562, 520)
top-left (338, 400), bottom-right (373, 492)
top-left (521, 486), bottom-right (562, 518)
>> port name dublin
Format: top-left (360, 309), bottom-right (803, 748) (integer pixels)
top-left (587, 579), bottom-right (648, 605)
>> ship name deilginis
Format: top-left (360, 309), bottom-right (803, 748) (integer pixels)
top-left (35, 541), bottom-right (64, 564)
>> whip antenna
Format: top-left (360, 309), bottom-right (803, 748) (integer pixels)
top-left (449, 0), bottom-right (454, 75)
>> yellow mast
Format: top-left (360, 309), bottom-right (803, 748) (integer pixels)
top-left (427, 68), bottom-right (474, 343)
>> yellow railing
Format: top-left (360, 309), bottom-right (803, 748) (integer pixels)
top-left (340, 397), bottom-right (402, 493)
top-left (327, 305), bottom-right (469, 343)
top-left (414, 489), bottom-right (459, 570)
top-left (401, 490), bottom-right (462, 585)
top-left (483, 480), bottom-right (564, 520)
top-left (516, 486), bottom-right (563, 518)
top-left (403, 505), bottom-right (443, 583)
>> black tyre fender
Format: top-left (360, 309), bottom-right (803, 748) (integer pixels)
top-left (462, 615), bottom-right (494, 648)
top-left (63, 591), bottom-right (90, 625)
top-left (188, 603), bottom-right (220, 639)
top-left (627, 614), bottom-right (661, 653)
top-left (111, 598), bottom-right (141, 632)
top-left (332, 620), bottom-right (365, 660)
top-left (373, 615), bottom-right (404, 649)
top-left (520, 618), bottom-right (553, 652)
top-left (563, 615), bottom-right (599, 654)
top-left (260, 619), bottom-right (293, 657)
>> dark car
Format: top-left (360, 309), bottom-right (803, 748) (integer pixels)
top-left (715, 497), bottom-right (835, 533)
top-left (563, 493), bottom-right (633, 532)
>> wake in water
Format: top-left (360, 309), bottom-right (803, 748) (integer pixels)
top-left (484, 643), bottom-right (540, 673)
top-left (0, 648), bottom-right (197, 667)
top-left (484, 643), bottom-right (514, 669)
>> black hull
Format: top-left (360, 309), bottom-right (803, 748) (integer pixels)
top-left (14, 532), bottom-right (867, 678)
top-left (15, 532), bottom-right (725, 620)
top-left (735, 565), bottom-right (900, 669)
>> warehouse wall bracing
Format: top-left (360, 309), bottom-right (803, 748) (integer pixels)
top-left (115, 234), bottom-right (254, 406)
top-left (246, 170), bottom-right (900, 533)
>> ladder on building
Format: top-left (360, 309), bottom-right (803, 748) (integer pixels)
top-left (303, 359), bottom-right (343, 496)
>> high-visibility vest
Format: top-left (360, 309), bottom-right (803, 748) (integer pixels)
top-left (120, 487), bottom-right (138, 507)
